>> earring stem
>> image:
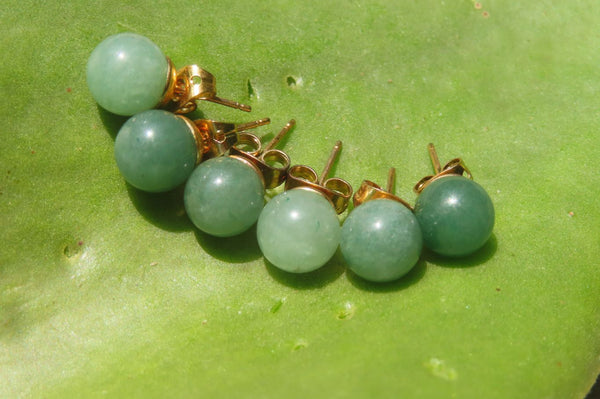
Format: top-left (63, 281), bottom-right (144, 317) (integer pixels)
top-left (228, 118), bottom-right (271, 135)
top-left (205, 96), bottom-right (252, 112)
top-left (387, 167), bottom-right (396, 194)
top-left (263, 119), bottom-right (296, 152)
top-left (319, 141), bottom-right (342, 185)
top-left (428, 143), bottom-right (442, 174)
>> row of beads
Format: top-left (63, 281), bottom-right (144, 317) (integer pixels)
top-left (87, 33), bottom-right (495, 283)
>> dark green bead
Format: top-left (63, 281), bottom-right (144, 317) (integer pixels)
top-left (114, 110), bottom-right (197, 193)
top-left (184, 157), bottom-right (265, 237)
top-left (414, 176), bottom-right (494, 257)
top-left (341, 199), bottom-right (422, 282)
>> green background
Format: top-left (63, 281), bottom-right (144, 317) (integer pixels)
top-left (2, 0), bottom-right (599, 397)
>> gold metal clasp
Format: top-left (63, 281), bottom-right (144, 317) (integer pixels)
top-left (353, 168), bottom-right (413, 210)
top-left (285, 141), bottom-right (353, 214)
top-left (184, 117), bottom-right (271, 164)
top-left (159, 59), bottom-right (251, 114)
top-left (229, 120), bottom-right (296, 189)
top-left (413, 143), bottom-right (472, 194)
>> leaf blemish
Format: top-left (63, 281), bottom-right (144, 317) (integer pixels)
top-left (292, 339), bottom-right (308, 351)
top-left (270, 297), bottom-right (286, 313)
top-left (286, 75), bottom-right (303, 88)
top-left (62, 240), bottom-right (83, 259)
top-left (337, 302), bottom-right (355, 320)
top-left (247, 79), bottom-right (257, 99)
top-left (424, 358), bottom-right (458, 381)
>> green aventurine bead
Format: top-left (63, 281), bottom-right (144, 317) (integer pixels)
top-left (114, 110), bottom-right (197, 193)
top-left (87, 33), bottom-right (168, 116)
top-left (257, 189), bottom-right (341, 273)
top-left (184, 157), bottom-right (265, 237)
top-left (414, 175), bottom-right (495, 257)
top-left (341, 199), bottom-right (423, 282)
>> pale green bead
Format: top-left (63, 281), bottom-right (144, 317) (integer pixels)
top-left (341, 199), bottom-right (422, 282)
top-left (414, 176), bottom-right (494, 257)
top-left (114, 110), bottom-right (197, 193)
top-left (184, 157), bottom-right (265, 237)
top-left (257, 189), bottom-right (341, 273)
top-left (87, 33), bottom-right (168, 116)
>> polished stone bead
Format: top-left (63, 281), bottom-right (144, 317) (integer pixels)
top-left (257, 189), bottom-right (341, 273)
top-left (114, 110), bottom-right (197, 193)
top-left (414, 176), bottom-right (494, 257)
top-left (87, 33), bottom-right (168, 116)
top-left (184, 157), bottom-right (265, 237)
top-left (341, 199), bottom-right (422, 282)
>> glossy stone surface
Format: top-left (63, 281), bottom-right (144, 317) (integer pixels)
top-left (87, 33), bottom-right (168, 116)
top-left (114, 110), bottom-right (197, 193)
top-left (341, 199), bottom-right (422, 282)
top-left (184, 157), bottom-right (265, 237)
top-left (257, 189), bottom-right (341, 273)
top-left (414, 176), bottom-right (494, 257)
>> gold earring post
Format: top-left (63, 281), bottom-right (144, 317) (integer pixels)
top-left (386, 167), bottom-right (396, 194)
top-left (263, 119), bottom-right (296, 152)
top-left (428, 143), bottom-right (442, 174)
top-left (319, 140), bottom-right (342, 185)
top-left (227, 118), bottom-right (271, 135)
top-left (206, 96), bottom-right (252, 112)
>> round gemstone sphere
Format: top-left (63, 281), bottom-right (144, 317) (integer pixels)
top-left (414, 176), bottom-right (494, 257)
top-left (184, 157), bottom-right (265, 237)
top-left (341, 199), bottom-right (423, 282)
top-left (257, 189), bottom-right (341, 273)
top-left (114, 110), bottom-right (197, 193)
top-left (87, 33), bottom-right (169, 116)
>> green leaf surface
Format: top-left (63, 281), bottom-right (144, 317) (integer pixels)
top-left (2, 0), bottom-right (599, 397)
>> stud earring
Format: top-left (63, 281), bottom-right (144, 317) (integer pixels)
top-left (340, 168), bottom-right (422, 282)
top-left (114, 109), bottom-right (269, 193)
top-left (257, 141), bottom-right (353, 273)
top-left (413, 143), bottom-right (495, 257)
top-left (184, 120), bottom-right (296, 237)
top-left (87, 32), bottom-right (250, 116)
